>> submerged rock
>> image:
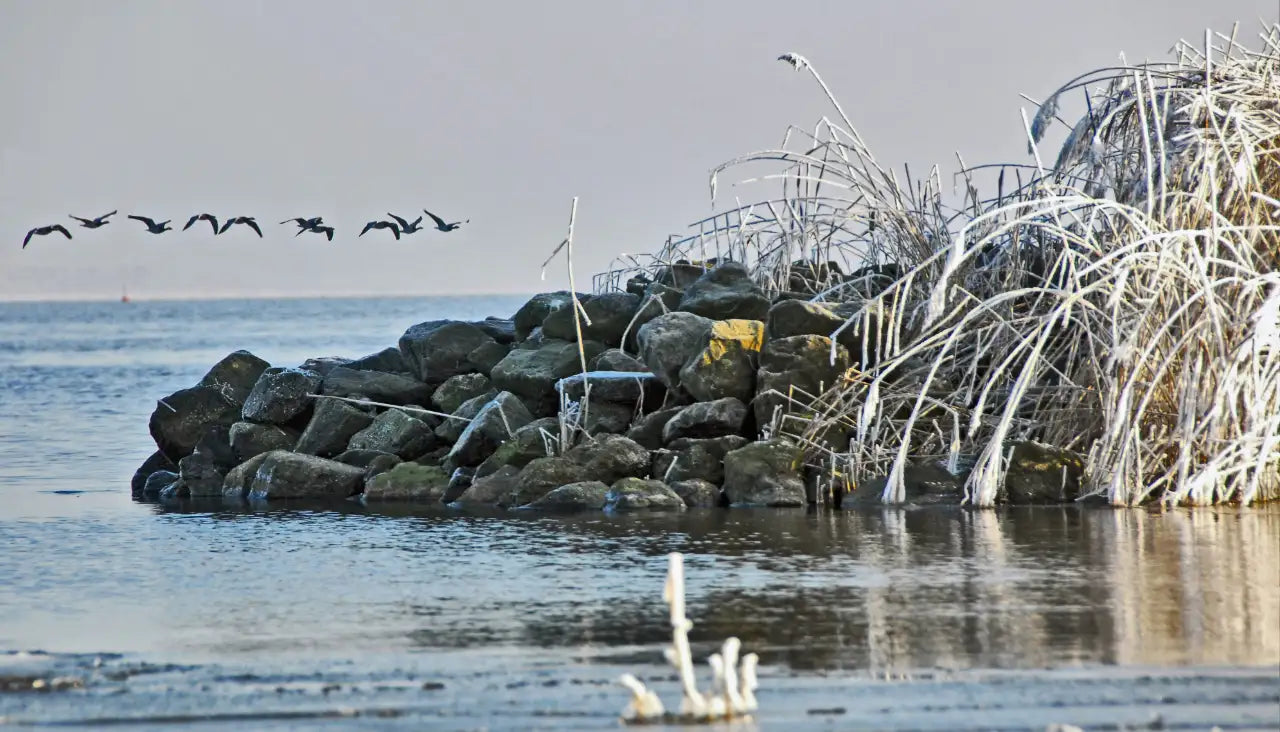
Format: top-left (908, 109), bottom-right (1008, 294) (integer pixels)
top-left (198, 350), bottom-right (271, 405)
top-left (247, 451), bottom-right (364, 500)
top-left (662, 397), bottom-right (748, 443)
top-left (722, 439), bottom-right (807, 506)
top-left (148, 385), bottom-right (242, 462)
top-left (222, 452), bottom-right (272, 499)
top-left (443, 467), bottom-right (476, 504)
top-left (1002, 441), bottom-right (1085, 504)
top-left (677, 262), bottom-right (771, 322)
top-left (522, 480), bottom-right (611, 511)
top-left (669, 478), bottom-right (722, 508)
top-left (363, 462), bottom-right (451, 501)
top-left (142, 469), bottom-right (180, 498)
top-left (293, 398), bottom-right (376, 457)
top-left (605, 478), bottom-right (686, 511)
top-left (241, 368), bottom-right (322, 425)
top-left (132, 450), bottom-right (177, 496)
top-left (398, 320), bottom-right (496, 383)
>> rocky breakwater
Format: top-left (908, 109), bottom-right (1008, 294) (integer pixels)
top-left (132, 261), bottom-right (1085, 510)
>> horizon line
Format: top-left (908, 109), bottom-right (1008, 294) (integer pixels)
top-left (0, 290), bottom-right (540, 305)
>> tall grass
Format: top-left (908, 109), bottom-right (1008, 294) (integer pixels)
top-left (601, 23), bottom-right (1280, 507)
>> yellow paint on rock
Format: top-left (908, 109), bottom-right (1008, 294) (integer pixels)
top-left (700, 320), bottom-right (765, 364)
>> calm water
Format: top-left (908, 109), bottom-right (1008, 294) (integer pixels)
top-left (0, 297), bottom-right (1277, 730)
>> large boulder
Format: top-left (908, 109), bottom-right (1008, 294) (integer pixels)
top-left (604, 478), bottom-right (686, 511)
top-left (467, 341), bottom-right (511, 376)
top-left (765, 298), bottom-right (880, 366)
top-left (180, 425), bottom-right (240, 497)
top-left (347, 409), bottom-right (437, 459)
top-left (636, 312), bottom-right (713, 389)
top-left (722, 439), bottom-right (806, 506)
top-left (513, 291), bottom-right (581, 341)
top-left (475, 417), bottom-right (559, 478)
top-left (450, 465), bottom-right (521, 507)
top-left (247, 451), bottom-right (365, 500)
top-left (445, 392), bottom-right (534, 468)
top-left (297, 356), bottom-right (352, 377)
top-left (489, 339), bottom-right (608, 415)
top-left (582, 400), bottom-right (635, 435)
top-left (472, 317), bottom-right (517, 345)
top-left (522, 481), bottom-right (611, 511)
top-left (221, 452), bottom-right (271, 499)
top-left (398, 320), bottom-right (496, 383)
top-left (241, 368), bottom-right (322, 425)
top-left (435, 391), bottom-right (497, 444)
top-left (363, 463), bottom-right (451, 501)
top-left (652, 435), bottom-right (750, 484)
top-left (198, 350), bottom-right (271, 405)
top-left (131, 450), bottom-right (177, 496)
top-left (319, 366), bottom-right (433, 405)
top-left (625, 406), bottom-right (685, 450)
top-left (541, 292), bottom-right (640, 348)
top-left (143, 470), bottom-right (180, 498)
top-left (148, 385), bottom-right (242, 462)
top-left (1001, 442), bottom-right (1084, 504)
top-left (564, 434), bottom-right (650, 484)
top-left (678, 319), bottom-right (763, 403)
top-left (228, 421), bottom-right (300, 462)
top-left (344, 347), bottom-right (412, 374)
top-left (670, 479), bottom-right (722, 508)
top-left (677, 262), bottom-right (771, 322)
top-left (505, 457), bottom-right (589, 508)
top-left (662, 397), bottom-right (748, 443)
top-left (754, 335), bottom-right (849, 428)
top-left (432, 373), bottom-right (495, 415)
top-left (558, 370), bottom-right (659, 406)
top-left (293, 398), bottom-right (376, 457)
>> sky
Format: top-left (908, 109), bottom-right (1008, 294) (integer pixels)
top-left (1, 0), bottom-right (1275, 301)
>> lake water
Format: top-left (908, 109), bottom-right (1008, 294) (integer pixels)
top-left (0, 297), bottom-right (1277, 730)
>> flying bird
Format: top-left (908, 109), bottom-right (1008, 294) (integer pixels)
top-left (423, 208), bottom-right (468, 232)
top-left (128, 215), bottom-right (172, 234)
top-left (281, 217), bottom-right (324, 230)
top-left (22, 224), bottom-right (72, 249)
top-left (299, 225), bottom-right (335, 241)
top-left (68, 210), bottom-right (117, 229)
top-left (359, 220), bottom-right (401, 240)
top-left (182, 213), bottom-right (220, 234)
top-left (386, 212), bottom-right (423, 234)
top-left (219, 216), bottom-right (263, 237)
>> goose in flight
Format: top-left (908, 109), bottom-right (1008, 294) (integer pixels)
top-left (219, 216), bottom-right (263, 237)
top-left (128, 215), bottom-right (172, 234)
top-left (423, 208), bottom-right (468, 232)
top-left (22, 224), bottom-right (72, 249)
top-left (359, 220), bottom-right (401, 240)
top-left (68, 210), bottom-right (117, 229)
top-left (281, 217), bottom-right (324, 231)
top-left (299, 225), bottom-right (335, 241)
top-left (182, 213), bottom-right (220, 234)
top-left (386, 212), bottom-right (423, 234)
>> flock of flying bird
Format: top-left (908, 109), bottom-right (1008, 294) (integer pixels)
top-left (20, 208), bottom-right (469, 249)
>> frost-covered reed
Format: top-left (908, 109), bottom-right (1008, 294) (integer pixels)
top-left (602, 22), bottom-right (1280, 507)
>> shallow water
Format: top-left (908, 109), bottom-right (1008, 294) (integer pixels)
top-left (0, 298), bottom-right (1277, 730)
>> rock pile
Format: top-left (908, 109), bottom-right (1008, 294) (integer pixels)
top-left (132, 261), bottom-right (1085, 509)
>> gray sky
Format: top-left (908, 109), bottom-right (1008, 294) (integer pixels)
top-left (1, 1), bottom-right (1274, 301)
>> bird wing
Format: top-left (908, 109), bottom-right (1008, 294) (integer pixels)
top-left (101, 210), bottom-right (117, 221)
top-left (245, 219), bottom-right (263, 237)
top-left (69, 215), bottom-right (91, 225)
top-left (323, 227), bottom-right (334, 241)
top-left (422, 209), bottom-right (447, 228)
top-left (129, 215), bottom-right (156, 227)
top-left (390, 225), bottom-right (401, 240)
top-left (202, 214), bottom-right (220, 233)
top-left (359, 221), bottom-right (375, 236)
top-left (410, 216), bottom-right (423, 229)
top-left (22, 229), bottom-right (35, 249)
top-left (183, 215), bottom-right (199, 231)
top-left (279, 218), bottom-right (298, 225)
top-left (218, 219), bottom-right (233, 234)
top-left (386, 213), bottom-right (409, 229)
top-left (52, 224), bottom-right (72, 239)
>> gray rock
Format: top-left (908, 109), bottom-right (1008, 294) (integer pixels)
top-left (222, 452), bottom-right (271, 499)
top-left (605, 478), bottom-right (686, 511)
top-left (132, 450), bottom-right (177, 496)
top-left (320, 366), bottom-right (433, 405)
top-left (1002, 442), bottom-right (1084, 504)
top-left (148, 385), bottom-right (242, 462)
top-left (636, 312), bottom-right (713, 389)
top-left (446, 392), bottom-right (534, 469)
top-left (435, 391), bottom-right (498, 444)
top-left (678, 262), bottom-right (771, 322)
top-left (590, 348), bottom-right (649, 373)
top-left (513, 291), bottom-right (581, 341)
top-left (489, 339), bottom-right (608, 415)
top-left (764, 298), bottom-right (879, 366)
top-left (583, 400), bottom-right (635, 435)
top-left (564, 434), bottom-right (650, 484)
top-left (786, 260), bottom-right (846, 295)
top-left (158, 478), bottom-right (187, 500)
top-left (363, 462), bottom-right (451, 501)
top-left (625, 406), bottom-right (685, 450)
top-left (180, 425), bottom-right (237, 497)
top-left (846, 461), bottom-right (967, 506)
top-left (722, 439), bottom-right (806, 506)
top-left (755, 335), bottom-right (850, 428)
top-left (332, 448), bottom-right (400, 469)
top-left (344, 347), bottom-right (412, 374)
top-left (670, 478), bottom-right (722, 507)
top-left (678, 319), bottom-right (763, 403)
top-left (432, 373), bottom-right (495, 415)
top-left (450, 465), bottom-right (521, 507)
top-left (142, 469), bottom-right (179, 498)
top-left (294, 398), bottom-right (376, 457)
top-left (297, 356), bottom-right (353, 377)
top-left (442, 467), bottom-right (476, 504)
top-left (467, 341), bottom-right (511, 376)
top-left (198, 350), bottom-right (271, 405)
top-left (557, 369), bottom-right (659, 405)
top-left (473, 317), bottom-right (517, 345)
top-left (541, 292), bottom-right (640, 348)
top-left (655, 262), bottom-right (712, 289)
top-left (228, 421), bottom-right (299, 462)
top-left (652, 435), bottom-right (750, 484)
top-left (247, 451), bottom-right (365, 500)
top-left (475, 417), bottom-right (559, 478)
top-left (398, 320), bottom-right (496, 383)
top-left (505, 457), bottom-right (589, 508)
top-left (241, 368), bottom-right (322, 425)
top-left (347, 409), bottom-right (437, 459)
top-left (522, 481), bottom-right (610, 511)
top-left (662, 397), bottom-right (748, 443)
